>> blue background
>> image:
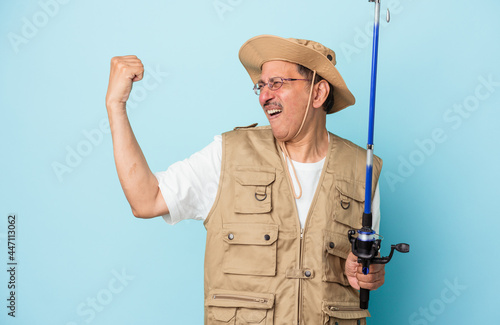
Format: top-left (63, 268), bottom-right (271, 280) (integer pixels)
top-left (1, 0), bottom-right (499, 324)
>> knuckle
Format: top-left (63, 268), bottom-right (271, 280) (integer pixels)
top-left (118, 62), bottom-right (128, 70)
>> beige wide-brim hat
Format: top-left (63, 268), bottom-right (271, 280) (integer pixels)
top-left (239, 35), bottom-right (355, 114)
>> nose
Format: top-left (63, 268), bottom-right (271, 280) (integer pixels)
top-left (259, 85), bottom-right (274, 105)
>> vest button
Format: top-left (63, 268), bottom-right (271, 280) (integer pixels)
top-left (304, 270), bottom-right (311, 277)
top-left (329, 242), bottom-right (335, 249)
top-left (228, 233), bottom-right (234, 240)
top-left (264, 234), bottom-right (271, 241)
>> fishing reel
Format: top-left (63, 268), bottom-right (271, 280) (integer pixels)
top-left (348, 212), bottom-right (410, 309)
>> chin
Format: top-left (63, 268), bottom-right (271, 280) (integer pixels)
top-left (269, 126), bottom-right (292, 142)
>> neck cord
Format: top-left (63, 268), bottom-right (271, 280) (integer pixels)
top-left (279, 70), bottom-right (317, 199)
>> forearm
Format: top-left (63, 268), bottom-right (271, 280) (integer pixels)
top-left (106, 103), bottom-right (166, 218)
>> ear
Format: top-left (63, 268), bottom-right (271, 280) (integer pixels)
top-left (312, 80), bottom-right (329, 110)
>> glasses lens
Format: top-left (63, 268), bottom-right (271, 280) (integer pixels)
top-left (253, 83), bottom-right (263, 95)
top-left (269, 77), bottom-right (283, 90)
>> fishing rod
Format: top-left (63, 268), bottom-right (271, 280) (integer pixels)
top-left (348, 0), bottom-right (410, 310)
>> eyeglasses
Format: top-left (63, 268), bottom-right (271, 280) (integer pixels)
top-left (253, 77), bottom-right (311, 95)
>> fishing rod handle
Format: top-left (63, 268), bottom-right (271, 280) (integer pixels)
top-left (360, 288), bottom-right (370, 309)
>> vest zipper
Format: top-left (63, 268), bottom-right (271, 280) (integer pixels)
top-left (296, 135), bottom-right (331, 325)
top-left (328, 306), bottom-right (365, 311)
top-left (297, 228), bottom-right (304, 325)
top-left (279, 145), bottom-right (309, 325)
top-left (212, 294), bottom-right (268, 304)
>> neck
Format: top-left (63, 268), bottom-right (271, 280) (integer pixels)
top-left (283, 121), bottom-right (329, 163)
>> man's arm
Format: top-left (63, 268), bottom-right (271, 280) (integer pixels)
top-left (105, 55), bottom-right (168, 218)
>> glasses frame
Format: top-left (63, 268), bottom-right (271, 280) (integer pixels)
top-left (253, 77), bottom-right (311, 95)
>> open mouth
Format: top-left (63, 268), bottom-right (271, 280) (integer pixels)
top-left (267, 108), bottom-right (283, 117)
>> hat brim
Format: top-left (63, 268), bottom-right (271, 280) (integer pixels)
top-left (239, 35), bottom-right (355, 114)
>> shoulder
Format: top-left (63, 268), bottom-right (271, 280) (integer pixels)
top-left (329, 132), bottom-right (382, 166)
top-left (222, 124), bottom-right (274, 142)
top-left (220, 124), bottom-right (281, 167)
top-left (223, 123), bottom-right (271, 135)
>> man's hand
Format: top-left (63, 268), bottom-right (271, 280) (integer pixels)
top-left (105, 55), bottom-right (144, 108)
top-left (345, 252), bottom-right (385, 291)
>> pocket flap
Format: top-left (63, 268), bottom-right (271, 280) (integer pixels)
top-left (207, 289), bottom-right (275, 310)
top-left (335, 178), bottom-right (365, 203)
top-left (239, 308), bottom-right (267, 323)
top-left (211, 306), bottom-right (236, 322)
top-left (322, 301), bottom-right (371, 319)
top-left (324, 231), bottom-right (351, 259)
top-left (223, 223), bottom-right (278, 245)
top-left (235, 168), bottom-right (275, 186)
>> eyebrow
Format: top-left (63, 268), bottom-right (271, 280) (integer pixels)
top-left (257, 76), bottom-right (279, 84)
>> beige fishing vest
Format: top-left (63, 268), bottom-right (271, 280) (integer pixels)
top-left (203, 126), bottom-right (382, 325)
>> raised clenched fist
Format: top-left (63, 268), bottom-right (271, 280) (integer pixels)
top-left (105, 55), bottom-right (144, 108)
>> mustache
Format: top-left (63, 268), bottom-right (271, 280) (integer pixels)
top-left (264, 101), bottom-right (283, 109)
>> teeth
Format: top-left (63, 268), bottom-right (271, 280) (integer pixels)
top-left (267, 109), bottom-right (282, 116)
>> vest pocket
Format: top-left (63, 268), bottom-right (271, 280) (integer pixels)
top-left (322, 231), bottom-right (351, 286)
top-left (322, 301), bottom-right (370, 325)
top-left (334, 179), bottom-right (366, 229)
top-left (222, 223), bottom-right (278, 276)
top-left (234, 167), bottom-right (275, 214)
top-left (206, 289), bottom-right (275, 325)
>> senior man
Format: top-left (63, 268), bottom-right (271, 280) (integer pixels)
top-left (105, 35), bottom-right (385, 324)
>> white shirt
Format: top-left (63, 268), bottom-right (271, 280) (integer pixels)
top-left (155, 135), bottom-right (380, 232)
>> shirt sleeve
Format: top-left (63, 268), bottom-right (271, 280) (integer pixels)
top-left (371, 181), bottom-right (381, 234)
top-left (154, 135), bottom-right (222, 225)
